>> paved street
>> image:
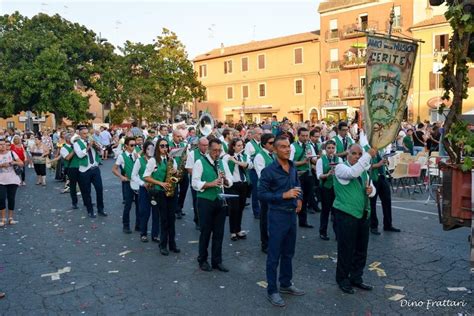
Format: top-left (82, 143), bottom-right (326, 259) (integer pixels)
top-left (0, 160), bottom-right (472, 315)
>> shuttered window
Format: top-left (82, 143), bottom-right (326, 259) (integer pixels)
top-left (241, 57), bottom-right (248, 72)
top-left (429, 71), bottom-right (443, 90)
top-left (258, 54), bottom-right (265, 69)
top-left (434, 34), bottom-right (449, 52)
top-left (227, 87), bottom-right (233, 99)
top-left (294, 48), bottom-right (303, 64)
top-left (224, 60), bottom-right (232, 74)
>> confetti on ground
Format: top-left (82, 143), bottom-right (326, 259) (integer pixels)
top-left (188, 240), bottom-right (199, 244)
top-left (369, 261), bottom-right (381, 269)
top-left (108, 271), bottom-right (119, 274)
top-left (313, 255), bottom-right (329, 259)
top-left (41, 267), bottom-right (71, 281)
top-left (385, 285), bottom-right (405, 291)
top-left (173, 280), bottom-right (178, 284)
top-left (447, 287), bottom-right (467, 292)
top-left (119, 250), bottom-right (132, 257)
top-left (257, 281), bottom-right (268, 288)
top-left (219, 286), bottom-right (225, 289)
top-left (388, 294), bottom-right (406, 301)
top-left (369, 261), bottom-right (386, 277)
top-left (376, 270), bottom-right (387, 277)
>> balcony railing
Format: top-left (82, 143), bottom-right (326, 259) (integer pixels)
top-left (343, 21), bottom-right (378, 38)
top-left (325, 29), bottom-right (340, 42)
top-left (386, 16), bottom-right (403, 32)
top-left (326, 89), bottom-right (341, 100)
top-left (341, 56), bottom-right (366, 69)
top-left (326, 60), bottom-right (341, 72)
top-left (342, 86), bottom-right (365, 99)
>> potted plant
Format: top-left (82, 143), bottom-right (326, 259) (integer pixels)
top-left (437, 1), bottom-right (473, 230)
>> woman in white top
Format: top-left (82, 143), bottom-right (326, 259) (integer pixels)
top-left (0, 137), bottom-right (24, 227)
top-left (222, 138), bottom-right (252, 241)
top-left (30, 135), bottom-right (50, 186)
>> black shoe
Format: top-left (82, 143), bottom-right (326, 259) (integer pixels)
top-left (319, 234), bottom-right (330, 241)
top-left (170, 248), bottom-right (181, 253)
top-left (212, 263), bottom-right (229, 272)
top-left (199, 261), bottom-right (212, 272)
top-left (151, 237), bottom-right (160, 243)
top-left (384, 226), bottom-right (401, 232)
top-left (195, 223), bottom-right (200, 231)
top-left (98, 211), bottom-right (108, 217)
top-left (72, 204), bottom-right (78, 210)
top-left (160, 248), bottom-right (169, 256)
top-left (339, 284), bottom-right (355, 294)
top-left (176, 213), bottom-right (182, 219)
top-left (279, 285), bottom-right (305, 296)
top-left (245, 202), bottom-right (250, 207)
top-left (123, 227), bottom-right (132, 234)
top-left (180, 212), bottom-right (186, 216)
top-left (261, 247), bottom-right (268, 254)
top-left (351, 282), bottom-right (373, 291)
top-left (267, 293), bottom-right (286, 307)
top-left (299, 224), bottom-right (314, 228)
top-left (134, 226), bottom-right (140, 232)
top-left (88, 213), bottom-right (96, 218)
top-left (140, 235), bottom-right (149, 242)
top-left (370, 228), bottom-right (381, 235)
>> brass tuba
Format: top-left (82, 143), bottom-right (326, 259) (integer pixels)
top-left (197, 112), bottom-right (214, 137)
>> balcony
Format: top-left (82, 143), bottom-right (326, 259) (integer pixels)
top-left (386, 16), bottom-right (403, 33)
top-left (325, 29), bottom-right (340, 42)
top-left (326, 89), bottom-right (341, 100)
top-left (342, 86), bottom-right (365, 100)
top-left (343, 21), bottom-right (378, 39)
top-left (341, 56), bottom-right (366, 69)
top-left (326, 60), bottom-right (341, 72)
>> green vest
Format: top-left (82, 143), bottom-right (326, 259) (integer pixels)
top-left (151, 159), bottom-right (167, 191)
top-left (138, 156), bottom-right (147, 182)
top-left (63, 144), bottom-right (80, 168)
top-left (320, 155), bottom-right (337, 189)
top-left (227, 153), bottom-right (248, 174)
top-left (197, 157), bottom-right (223, 201)
top-left (333, 136), bottom-right (353, 154)
top-left (250, 140), bottom-right (261, 159)
top-left (370, 152), bottom-right (387, 182)
top-left (76, 139), bottom-right (101, 167)
top-left (193, 148), bottom-right (204, 162)
top-left (293, 142), bottom-right (309, 172)
top-left (333, 162), bottom-right (370, 219)
top-left (121, 152), bottom-right (135, 180)
top-left (222, 141), bottom-right (229, 153)
top-left (260, 149), bottom-right (274, 167)
top-left (134, 146), bottom-right (141, 154)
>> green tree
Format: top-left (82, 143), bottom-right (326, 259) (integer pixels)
top-left (0, 12), bottom-right (114, 124)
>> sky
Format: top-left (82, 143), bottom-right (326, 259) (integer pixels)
top-left (1, 0), bottom-right (322, 59)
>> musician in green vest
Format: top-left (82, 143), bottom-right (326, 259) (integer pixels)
top-left (245, 127), bottom-right (263, 219)
top-left (112, 137), bottom-right (139, 234)
top-left (221, 128), bottom-right (232, 154)
top-left (131, 141), bottom-right (159, 243)
top-left (369, 151), bottom-right (400, 235)
top-left (74, 127), bottom-right (107, 218)
top-left (290, 127), bottom-right (317, 228)
top-left (254, 133), bottom-right (275, 253)
top-left (159, 125), bottom-right (172, 143)
top-left (192, 138), bottom-right (233, 272)
top-left (308, 127), bottom-right (323, 213)
top-left (316, 140), bottom-right (341, 241)
top-left (144, 138), bottom-right (180, 256)
top-left (169, 130), bottom-right (188, 219)
top-left (185, 137), bottom-right (209, 230)
top-left (60, 133), bottom-right (81, 210)
top-left (333, 144), bottom-right (376, 294)
top-left (333, 121), bottom-right (354, 161)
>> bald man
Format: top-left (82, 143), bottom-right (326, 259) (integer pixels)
top-left (185, 137), bottom-right (209, 229)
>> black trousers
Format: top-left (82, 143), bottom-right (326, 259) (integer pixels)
top-left (370, 177), bottom-right (393, 229)
top-left (297, 172), bottom-right (312, 226)
top-left (67, 167), bottom-right (80, 206)
top-left (33, 163), bottom-right (46, 176)
top-left (334, 208), bottom-right (369, 287)
top-left (259, 200), bottom-right (269, 250)
top-left (191, 187), bottom-right (199, 225)
top-left (156, 191), bottom-right (177, 250)
top-left (0, 184), bottom-right (18, 210)
top-left (177, 173), bottom-right (189, 213)
top-left (319, 186), bottom-right (336, 236)
top-left (197, 197), bottom-right (226, 266)
top-left (226, 182), bottom-right (247, 234)
top-left (308, 170), bottom-right (320, 210)
top-left (122, 181), bottom-right (139, 229)
top-left (78, 167), bottom-right (104, 214)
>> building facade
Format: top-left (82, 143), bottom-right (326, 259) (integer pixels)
top-left (193, 31), bottom-right (321, 123)
top-left (411, 15), bottom-right (474, 122)
top-left (318, 0), bottom-right (446, 122)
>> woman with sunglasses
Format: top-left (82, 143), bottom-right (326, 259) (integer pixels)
top-left (131, 141), bottom-right (160, 243)
top-left (143, 139), bottom-right (180, 256)
top-left (0, 137), bottom-right (24, 227)
top-left (222, 138), bottom-right (251, 241)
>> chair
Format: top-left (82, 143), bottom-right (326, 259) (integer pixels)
top-left (407, 162), bottom-right (424, 194)
top-left (391, 163), bottom-right (409, 195)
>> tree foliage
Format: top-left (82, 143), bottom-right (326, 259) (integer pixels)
top-left (0, 12), bottom-right (114, 124)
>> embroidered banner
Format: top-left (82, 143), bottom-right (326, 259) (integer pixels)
top-left (363, 35), bottom-right (418, 148)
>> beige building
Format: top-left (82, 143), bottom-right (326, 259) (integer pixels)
top-left (193, 31), bottom-right (322, 123)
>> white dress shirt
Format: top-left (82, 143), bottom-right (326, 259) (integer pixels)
top-left (191, 154), bottom-right (233, 192)
top-left (73, 138), bottom-right (99, 172)
top-left (131, 158), bottom-right (146, 188)
top-left (253, 148), bottom-right (273, 178)
top-left (222, 153), bottom-right (253, 183)
top-left (316, 155), bottom-right (341, 180)
top-left (334, 152), bottom-right (376, 197)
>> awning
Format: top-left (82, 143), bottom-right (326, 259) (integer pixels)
top-left (233, 108), bottom-right (280, 114)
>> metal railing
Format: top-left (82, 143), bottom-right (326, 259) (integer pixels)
top-left (325, 29), bottom-right (340, 41)
top-left (341, 56), bottom-right (366, 69)
top-left (386, 16), bottom-right (403, 32)
top-left (326, 89), bottom-right (340, 99)
top-left (343, 21), bottom-right (378, 38)
top-left (342, 86), bottom-right (365, 99)
top-left (326, 60), bottom-right (340, 72)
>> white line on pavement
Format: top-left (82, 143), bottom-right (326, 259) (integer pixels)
top-left (376, 203), bottom-right (438, 216)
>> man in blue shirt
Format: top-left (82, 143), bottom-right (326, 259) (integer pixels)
top-left (259, 136), bottom-right (305, 307)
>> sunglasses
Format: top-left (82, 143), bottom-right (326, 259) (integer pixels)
top-left (159, 144), bottom-right (169, 148)
top-left (129, 144), bottom-right (136, 147)
top-left (268, 141), bottom-right (274, 145)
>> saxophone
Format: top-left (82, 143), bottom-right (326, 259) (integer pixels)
top-left (164, 157), bottom-right (179, 197)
